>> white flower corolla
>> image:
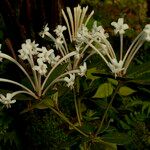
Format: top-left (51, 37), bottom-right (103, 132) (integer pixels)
top-left (48, 52), bottom-right (60, 66)
top-left (108, 58), bottom-right (124, 77)
top-left (18, 39), bottom-right (39, 60)
top-left (39, 24), bottom-right (50, 38)
top-left (76, 25), bottom-right (89, 43)
top-left (143, 24), bottom-right (150, 42)
top-left (0, 93), bottom-right (16, 108)
top-left (33, 58), bottom-right (47, 75)
top-left (78, 62), bottom-right (87, 76)
top-left (64, 73), bottom-right (75, 89)
top-left (99, 43), bottom-right (108, 55)
top-left (18, 45), bottom-right (30, 60)
top-left (38, 47), bottom-right (54, 62)
top-left (92, 21), bottom-right (109, 40)
top-left (55, 37), bottom-right (63, 49)
top-left (74, 46), bottom-right (81, 59)
top-left (54, 25), bottom-right (66, 37)
top-left (111, 18), bottom-right (129, 35)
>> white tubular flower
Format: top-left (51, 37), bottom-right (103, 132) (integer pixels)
top-left (74, 46), bottom-right (81, 59)
top-left (64, 73), bottom-right (75, 89)
top-left (99, 43), bottom-right (108, 55)
top-left (76, 25), bottom-right (89, 43)
top-left (18, 44), bottom-right (30, 60)
top-left (54, 25), bottom-right (66, 37)
top-left (55, 37), bottom-right (63, 49)
top-left (18, 39), bottom-right (39, 60)
top-left (38, 47), bottom-right (54, 62)
top-left (143, 24), bottom-right (150, 42)
top-left (0, 93), bottom-right (16, 108)
top-left (39, 24), bottom-right (50, 38)
top-left (108, 58), bottom-right (124, 77)
top-left (78, 62), bottom-right (87, 76)
top-left (92, 21), bottom-right (109, 40)
top-left (33, 58), bottom-right (47, 75)
top-left (111, 18), bottom-right (129, 35)
top-left (49, 52), bottom-right (60, 66)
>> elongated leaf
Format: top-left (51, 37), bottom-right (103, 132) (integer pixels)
top-left (107, 78), bottom-right (118, 86)
top-left (86, 67), bottom-right (100, 81)
top-left (93, 83), bottom-right (113, 98)
top-left (118, 86), bottom-right (136, 96)
top-left (127, 61), bottom-right (150, 85)
top-left (101, 132), bottom-right (131, 145)
top-left (90, 142), bottom-right (117, 150)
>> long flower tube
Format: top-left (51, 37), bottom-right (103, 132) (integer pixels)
top-left (62, 5), bottom-right (94, 42)
top-left (78, 17), bottom-right (150, 77)
top-left (42, 69), bottom-right (80, 95)
top-left (0, 78), bottom-right (38, 99)
top-left (0, 53), bottom-right (35, 90)
top-left (41, 51), bottom-right (77, 90)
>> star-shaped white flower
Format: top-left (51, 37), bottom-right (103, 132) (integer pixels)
top-left (0, 93), bottom-right (16, 108)
top-left (54, 25), bottom-right (66, 37)
top-left (38, 47), bottom-right (54, 63)
top-left (76, 25), bottom-right (89, 43)
top-left (111, 18), bottom-right (129, 35)
top-left (108, 58), bottom-right (124, 77)
top-left (64, 74), bottom-right (75, 89)
top-left (33, 58), bottom-right (47, 75)
top-left (92, 21), bottom-right (109, 40)
top-left (48, 52), bottom-right (60, 66)
top-left (78, 62), bottom-right (87, 76)
top-left (143, 24), bottom-right (150, 42)
top-left (39, 24), bottom-right (51, 38)
top-left (55, 37), bottom-right (63, 49)
top-left (18, 39), bottom-right (39, 60)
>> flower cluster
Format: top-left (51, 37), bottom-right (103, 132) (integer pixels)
top-left (1, 4), bottom-right (149, 109)
top-left (19, 40), bottom-right (60, 75)
top-left (76, 17), bottom-right (150, 77)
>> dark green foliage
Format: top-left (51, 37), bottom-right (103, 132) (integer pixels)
top-left (19, 110), bottom-right (72, 150)
top-left (0, 111), bottom-right (21, 150)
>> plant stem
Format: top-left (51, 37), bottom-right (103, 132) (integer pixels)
top-left (120, 34), bottom-right (123, 60)
top-left (49, 106), bottom-right (89, 137)
top-left (95, 81), bottom-right (123, 136)
top-left (73, 88), bottom-right (82, 126)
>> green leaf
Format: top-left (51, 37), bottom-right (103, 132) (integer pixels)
top-left (118, 86), bottom-right (136, 96)
top-left (119, 120), bottom-right (130, 130)
top-left (107, 78), bottom-right (118, 86)
top-left (90, 142), bottom-right (117, 150)
top-left (20, 92), bottom-right (58, 113)
top-left (93, 83), bottom-right (113, 98)
top-left (42, 92), bottom-right (59, 108)
top-left (127, 61), bottom-right (150, 85)
top-left (101, 132), bottom-right (131, 145)
top-left (86, 67), bottom-right (100, 81)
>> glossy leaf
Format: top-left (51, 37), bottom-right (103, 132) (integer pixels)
top-left (118, 86), bottom-right (136, 96)
top-left (93, 83), bottom-right (113, 98)
top-left (101, 132), bottom-right (131, 145)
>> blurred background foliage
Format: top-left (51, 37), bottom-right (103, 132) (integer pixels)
top-left (0, 0), bottom-right (150, 150)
